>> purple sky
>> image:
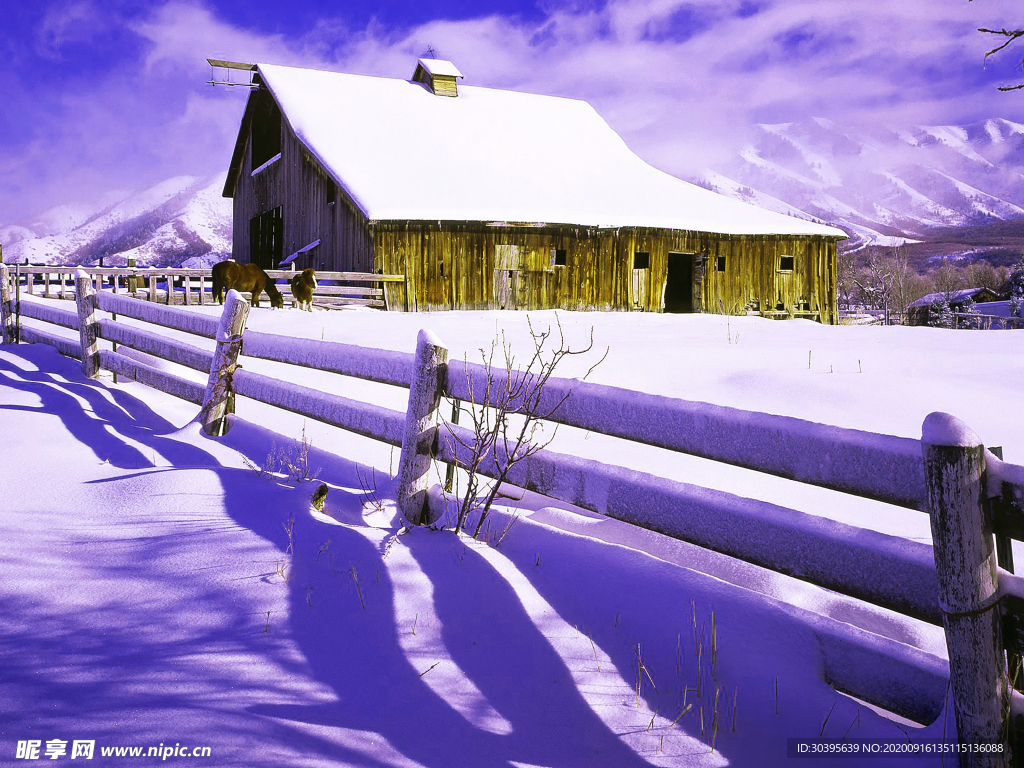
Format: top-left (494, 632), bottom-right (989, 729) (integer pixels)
top-left (2, 0), bottom-right (1022, 225)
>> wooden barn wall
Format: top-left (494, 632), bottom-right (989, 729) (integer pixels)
top-left (229, 92), bottom-right (373, 273)
top-left (374, 223), bottom-right (839, 323)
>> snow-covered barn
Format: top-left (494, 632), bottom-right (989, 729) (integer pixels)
top-left (221, 59), bottom-right (847, 320)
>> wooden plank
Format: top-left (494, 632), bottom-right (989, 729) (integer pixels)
top-left (99, 350), bottom-right (206, 405)
top-left (19, 298), bottom-right (79, 329)
top-left (206, 59), bottom-right (257, 71)
top-left (436, 420), bottom-right (940, 622)
top-left (95, 292), bottom-right (219, 339)
top-left (265, 269), bottom-right (404, 282)
top-left (444, 361), bottom-right (927, 509)
top-left (19, 325), bottom-right (81, 359)
top-left (314, 297), bottom-right (385, 308)
top-left (97, 319), bottom-right (214, 373)
top-left (232, 368), bottom-right (405, 446)
top-left (276, 285), bottom-right (384, 297)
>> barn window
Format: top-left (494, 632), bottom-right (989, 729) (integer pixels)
top-left (249, 207), bottom-right (283, 270)
top-left (716, 256), bottom-right (726, 272)
top-left (634, 252), bottom-right (650, 270)
top-left (551, 249), bottom-right (567, 267)
top-left (779, 255), bottom-right (795, 272)
top-left (251, 96), bottom-right (282, 171)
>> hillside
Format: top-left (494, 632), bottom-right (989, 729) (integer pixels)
top-left (700, 117), bottom-right (1024, 257)
top-left (0, 174), bottom-right (231, 268)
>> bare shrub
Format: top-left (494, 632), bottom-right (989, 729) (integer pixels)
top-left (442, 315), bottom-right (606, 538)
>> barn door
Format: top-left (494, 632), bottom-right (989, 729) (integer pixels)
top-left (493, 245), bottom-right (521, 309)
top-left (664, 252), bottom-right (695, 312)
top-left (249, 207), bottom-right (283, 270)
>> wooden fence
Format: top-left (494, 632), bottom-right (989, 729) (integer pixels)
top-left (7, 263), bottom-right (407, 310)
top-left (952, 312), bottom-right (1024, 330)
top-left (2, 264), bottom-right (1022, 764)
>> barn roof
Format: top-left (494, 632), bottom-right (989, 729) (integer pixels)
top-left (907, 288), bottom-right (998, 307)
top-left (230, 63), bottom-right (846, 238)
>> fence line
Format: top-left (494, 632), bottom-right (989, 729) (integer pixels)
top-left (952, 312), bottom-right (1024, 330)
top-left (2, 266), bottom-right (1022, 758)
top-left (9, 263), bottom-right (407, 310)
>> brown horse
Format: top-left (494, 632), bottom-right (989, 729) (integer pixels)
top-left (289, 268), bottom-right (318, 311)
top-left (211, 261), bottom-right (284, 308)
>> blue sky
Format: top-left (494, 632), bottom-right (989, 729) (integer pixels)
top-left (1, 0), bottom-right (1022, 224)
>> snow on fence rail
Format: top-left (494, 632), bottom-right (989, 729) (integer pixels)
top-left (2, 263), bottom-right (1023, 754)
top-left (6, 263), bottom-right (407, 310)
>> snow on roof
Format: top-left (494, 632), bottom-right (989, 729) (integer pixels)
top-left (416, 58), bottom-right (463, 79)
top-left (907, 288), bottom-right (993, 307)
top-left (256, 63), bottom-right (846, 237)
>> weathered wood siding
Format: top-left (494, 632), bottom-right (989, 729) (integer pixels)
top-left (375, 223), bottom-right (839, 323)
top-left (229, 91), bottom-right (373, 273)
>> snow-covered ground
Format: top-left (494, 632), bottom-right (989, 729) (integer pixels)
top-left (2, 301), bottom-right (1021, 766)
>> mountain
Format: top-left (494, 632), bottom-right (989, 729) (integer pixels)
top-left (700, 117), bottom-right (1024, 260)
top-left (3, 117), bottom-right (1022, 270)
top-left (0, 174), bottom-right (232, 268)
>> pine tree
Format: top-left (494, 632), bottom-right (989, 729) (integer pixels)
top-left (1009, 255), bottom-right (1024, 318)
top-left (960, 296), bottom-right (980, 329)
top-left (928, 297), bottom-right (954, 328)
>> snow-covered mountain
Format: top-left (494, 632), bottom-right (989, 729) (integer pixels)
top-left (0, 174), bottom-right (231, 268)
top-left (3, 117), bottom-right (1022, 269)
top-left (700, 117), bottom-right (1024, 251)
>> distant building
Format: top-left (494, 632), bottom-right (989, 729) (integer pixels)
top-left (221, 59), bottom-right (847, 319)
top-left (906, 287), bottom-right (1002, 325)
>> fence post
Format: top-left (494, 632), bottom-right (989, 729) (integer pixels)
top-left (0, 264), bottom-right (13, 345)
top-left (74, 269), bottom-right (101, 378)
top-left (199, 289), bottom-right (250, 436)
top-left (397, 329), bottom-right (448, 525)
top-left (921, 412), bottom-right (1009, 766)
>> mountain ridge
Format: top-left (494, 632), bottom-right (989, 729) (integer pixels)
top-left (699, 116), bottom-right (1024, 256)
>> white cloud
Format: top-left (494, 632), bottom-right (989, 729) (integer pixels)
top-left (35, 0), bottom-right (108, 60)
top-left (3, 0), bottom-right (1022, 224)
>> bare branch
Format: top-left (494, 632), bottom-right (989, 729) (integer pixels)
top-left (978, 27), bottom-right (1024, 61)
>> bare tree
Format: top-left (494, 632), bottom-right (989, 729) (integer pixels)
top-left (964, 261), bottom-right (1008, 292)
top-left (932, 262), bottom-right (965, 302)
top-left (853, 253), bottom-right (895, 321)
top-left (443, 316), bottom-right (606, 538)
top-left (836, 248), bottom-right (858, 309)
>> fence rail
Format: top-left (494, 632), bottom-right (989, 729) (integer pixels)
top-left (2, 264), bottom-right (1022, 760)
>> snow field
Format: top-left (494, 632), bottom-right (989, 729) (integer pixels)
top-left (5, 297), bottom-right (1023, 765)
